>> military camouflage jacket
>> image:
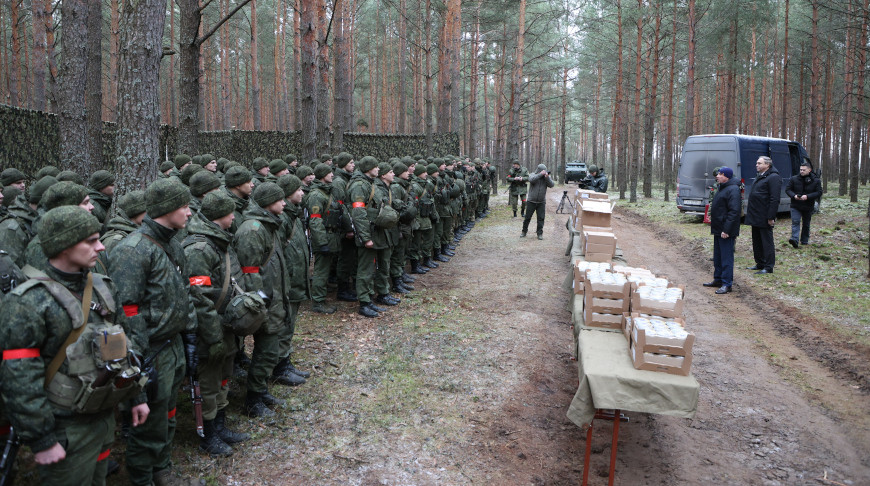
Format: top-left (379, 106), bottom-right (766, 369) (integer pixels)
top-left (280, 203), bottom-right (311, 303)
top-left (409, 176), bottom-right (433, 231)
top-left (109, 217), bottom-right (197, 355)
top-left (306, 180), bottom-right (341, 253)
top-left (373, 178), bottom-right (395, 248)
top-left (507, 167), bottom-right (530, 196)
top-left (347, 172), bottom-right (381, 247)
top-left (0, 199), bottom-right (38, 267)
top-left (88, 190), bottom-right (113, 228)
top-left (222, 187), bottom-right (249, 235)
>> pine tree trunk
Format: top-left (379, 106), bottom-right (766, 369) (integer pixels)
top-left (316, 0), bottom-right (330, 151)
top-left (642, 3), bottom-right (660, 199)
top-left (507, 0), bottom-right (526, 163)
top-left (332, 0), bottom-right (347, 147)
top-left (684, 0), bottom-right (695, 139)
top-left (178, 0), bottom-right (202, 154)
top-left (86, 0), bottom-right (103, 172)
top-left (468, 1), bottom-right (480, 155)
top-left (849, 0), bottom-right (867, 202)
top-left (31, 0), bottom-right (48, 111)
top-left (116, 0), bottom-right (166, 192)
top-left (250, 0), bottom-right (261, 130)
top-left (8, 0), bottom-right (21, 107)
top-left (781, 0), bottom-right (790, 138)
top-left (300, 0), bottom-right (318, 160)
top-left (424, 0), bottom-right (433, 154)
top-left (663, 0), bottom-right (677, 202)
top-left (398, 0), bottom-right (408, 133)
top-left (614, 0), bottom-right (625, 196)
top-left (839, 22), bottom-right (854, 196)
top-left (629, 0), bottom-right (643, 203)
top-left (57, 0), bottom-right (90, 171)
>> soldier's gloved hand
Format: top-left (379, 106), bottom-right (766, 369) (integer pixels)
top-left (208, 340), bottom-right (225, 361)
top-left (319, 245), bottom-right (330, 254)
top-left (181, 333), bottom-right (199, 376)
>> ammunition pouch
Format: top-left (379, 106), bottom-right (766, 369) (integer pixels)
top-left (223, 284), bottom-right (267, 336)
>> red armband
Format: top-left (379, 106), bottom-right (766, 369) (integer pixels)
top-left (167, 407), bottom-right (177, 419)
top-left (352, 202), bottom-right (365, 208)
top-left (2, 348), bottom-right (40, 360)
top-left (241, 266), bottom-right (259, 274)
top-left (123, 305), bottom-right (139, 317)
top-left (97, 449), bottom-right (111, 462)
top-left (310, 213), bottom-right (322, 219)
top-left (189, 276), bottom-right (212, 286)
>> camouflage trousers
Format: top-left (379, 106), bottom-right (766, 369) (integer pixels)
top-left (278, 302), bottom-right (301, 361)
top-left (311, 251), bottom-right (336, 303)
top-left (199, 329), bottom-right (238, 421)
top-left (374, 247), bottom-right (392, 296)
top-left (508, 194), bottom-right (527, 215)
top-left (390, 233), bottom-right (409, 278)
top-left (355, 247), bottom-right (390, 303)
top-left (440, 214), bottom-right (453, 246)
top-left (127, 338), bottom-right (185, 486)
top-left (38, 411), bottom-right (114, 486)
top-left (337, 238), bottom-right (357, 283)
top-left (247, 326), bottom-right (281, 395)
top-left (410, 227), bottom-right (433, 261)
top-left (431, 218), bottom-right (444, 253)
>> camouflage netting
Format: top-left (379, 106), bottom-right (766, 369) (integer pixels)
top-left (0, 104), bottom-right (460, 177)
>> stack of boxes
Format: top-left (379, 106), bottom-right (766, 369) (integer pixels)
top-left (583, 271), bottom-right (630, 330)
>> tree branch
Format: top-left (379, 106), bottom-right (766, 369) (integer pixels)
top-left (196, 0), bottom-right (253, 47)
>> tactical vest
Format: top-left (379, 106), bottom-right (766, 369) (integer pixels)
top-left (14, 266), bottom-right (146, 414)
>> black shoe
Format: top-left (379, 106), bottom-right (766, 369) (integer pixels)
top-left (435, 253), bottom-right (450, 262)
top-left (746, 265), bottom-right (763, 270)
top-left (425, 258), bottom-right (439, 269)
top-left (401, 274), bottom-right (416, 285)
top-left (702, 280), bottom-right (723, 287)
top-left (376, 294), bottom-right (401, 306)
top-left (311, 301), bottom-right (337, 314)
top-left (368, 302), bottom-right (386, 312)
top-left (411, 260), bottom-right (429, 274)
top-left (789, 239), bottom-right (798, 249)
top-left (392, 278), bottom-right (410, 294)
top-left (105, 458), bottom-right (120, 477)
top-left (755, 268), bottom-right (773, 274)
top-left (715, 285), bottom-right (732, 294)
top-left (273, 357), bottom-right (290, 376)
top-left (200, 420), bottom-right (234, 457)
top-left (359, 303), bottom-right (379, 318)
top-left (272, 369), bottom-right (306, 386)
top-left (537, 235), bottom-right (543, 240)
top-left (441, 246), bottom-right (455, 257)
top-left (244, 393), bottom-right (276, 417)
top-left (446, 244), bottom-right (457, 251)
top-left (215, 410), bottom-right (250, 444)
top-left (336, 285), bottom-right (358, 302)
top-left (513, 210), bottom-right (517, 217)
top-left (261, 391), bottom-right (287, 406)
top-left (287, 361), bottom-right (311, 378)
top-left (520, 232), bottom-right (527, 238)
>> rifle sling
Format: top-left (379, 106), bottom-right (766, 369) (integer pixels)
top-left (44, 272), bottom-right (94, 388)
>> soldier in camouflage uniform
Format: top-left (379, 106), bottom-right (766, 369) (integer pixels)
top-left (0, 175), bottom-right (56, 267)
top-left (295, 165), bottom-right (315, 205)
top-left (408, 165), bottom-right (435, 274)
top-left (389, 161), bottom-right (416, 294)
top-left (182, 192), bottom-right (251, 456)
top-left (222, 166), bottom-right (254, 234)
top-left (188, 171), bottom-right (221, 214)
top-left (332, 152), bottom-right (358, 302)
top-left (268, 160), bottom-right (290, 181)
top-left (306, 164), bottom-right (341, 314)
top-left (0, 168), bottom-right (26, 193)
top-left (109, 179), bottom-right (203, 486)
top-left (25, 182), bottom-right (95, 271)
top-left (87, 170), bottom-right (115, 229)
top-left (159, 161), bottom-right (176, 179)
top-left (251, 157), bottom-right (270, 186)
top-left (98, 190), bottom-right (146, 272)
top-left (273, 175), bottom-right (311, 386)
top-left (283, 154), bottom-right (299, 175)
top-left (348, 157), bottom-right (399, 317)
top-left (233, 182), bottom-right (292, 416)
top-left (507, 159), bottom-right (529, 218)
top-left (373, 162), bottom-right (400, 300)
top-left (1, 206), bottom-right (150, 486)
top-left (476, 160), bottom-right (490, 217)
top-left (180, 164), bottom-right (204, 188)
top-left (489, 160), bottom-right (498, 195)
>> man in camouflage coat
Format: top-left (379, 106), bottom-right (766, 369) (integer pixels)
top-left (0, 175), bottom-right (56, 267)
top-left (507, 159), bottom-right (529, 218)
top-left (0, 207), bottom-right (150, 486)
top-left (109, 179), bottom-right (203, 486)
top-left (221, 166), bottom-right (254, 234)
top-left (87, 170), bottom-right (116, 229)
top-left (306, 164), bottom-right (341, 314)
top-left (182, 192), bottom-right (251, 456)
top-left (98, 190), bottom-right (146, 273)
top-left (389, 161), bottom-right (416, 294)
top-left (331, 152), bottom-right (358, 302)
top-left (408, 164), bottom-right (434, 274)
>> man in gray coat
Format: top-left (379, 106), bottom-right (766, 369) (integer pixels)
top-left (521, 164), bottom-right (555, 240)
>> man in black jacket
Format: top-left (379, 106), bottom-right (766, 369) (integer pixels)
top-left (785, 162), bottom-right (822, 248)
top-left (704, 167), bottom-right (741, 294)
top-left (745, 156), bottom-right (782, 274)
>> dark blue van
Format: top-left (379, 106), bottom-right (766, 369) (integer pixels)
top-left (676, 134), bottom-right (810, 215)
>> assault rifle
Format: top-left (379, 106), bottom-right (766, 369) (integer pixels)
top-left (189, 375), bottom-right (204, 438)
top-left (0, 426), bottom-right (20, 486)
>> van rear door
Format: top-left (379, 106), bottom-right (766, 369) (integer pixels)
top-left (677, 136), bottom-right (737, 214)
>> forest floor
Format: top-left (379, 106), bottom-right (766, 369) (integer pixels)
top-left (14, 184), bottom-right (867, 485)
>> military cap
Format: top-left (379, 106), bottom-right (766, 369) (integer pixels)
top-left (334, 152), bottom-right (353, 168)
top-left (216, 157), bottom-right (230, 172)
top-left (35, 165), bottom-right (61, 179)
top-left (253, 181), bottom-right (286, 208)
top-left (201, 154), bottom-right (215, 164)
top-left (400, 156), bottom-right (415, 166)
top-left (118, 190), bottom-right (146, 217)
top-left (2, 186), bottom-right (21, 207)
top-left (277, 174), bottom-right (302, 198)
top-left (413, 165), bottom-right (428, 177)
top-left (28, 176), bottom-right (59, 204)
top-left (159, 160), bottom-right (176, 173)
top-left (146, 178), bottom-right (191, 218)
top-left (56, 170), bottom-right (84, 186)
top-left (426, 164), bottom-right (439, 175)
top-left (358, 156), bottom-right (379, 173)
top-left (320, 153), bottom-right (332, 163)
top-left (588, 164), bottom-right (599, 173)
top-left (252, 157), bottom-right (269, 172)
top-left (180, 164), bottom-right (204, 186)
top-left (269, 159), bottom-right (289, 175)
top-left (189, 170), bottom-right (221, 197)
top-left (42, 181), bottom-right (89, 210)
top-left (174, 154), bottom-right (192, 169)
top-left (201, 191), bottom-right (236, 221)
top-left (223, 161), bottom-right (241, 171)
top-left (392, 162), bottom-right (409, 177)
top-left (39, 206), bottom-right (102, 259)
top-left (377, 162), bottom-right (394, 176)
top-left (1, 168), bottom-right (26, 186)
top-left (88, 170), bottom-right (115, 191)
top-left (225, 166), bottom-right (252, 188)
top-left (314, 163), bottom-right (332, 180)
top-left (283, 154), bottom-right (297, 164)
top-left (510, 158), bottom-right (520, 165)
top-left (295, 165), bottom-right (313, 180)
top-left (306, 159), bottom-right (318, 169)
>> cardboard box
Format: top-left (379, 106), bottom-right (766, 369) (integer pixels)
top-left (630, 342), bottom-right (693, 376)
top-left (631, 284), bottom-right (686, 318)
top-left (585, 277), bottom-right (630, 300)
top-left (630, 315), bottom-right (694, 356)
top-left (572, 266), bottom-right (586, 295)
top-left (579, 199), bottom-right (613, 228)
top-left (622, 312), bottom-right (633, 341)
top-left (584, 311), bottom-right (624, 330)
top-left (585, 252), bottom-right (613, 263)
top-left (580, 228), bottom-right (614, 249)
top-left (584, 295), bottom-right (630, 314)
top-left (574, 188), bottom-right (610, 202)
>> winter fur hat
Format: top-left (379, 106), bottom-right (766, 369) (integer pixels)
top-left (224, 166), bottom-right (252, 188)
top-left (41, 181), bottom-right (89, 210)
top-left (39, 206), bottom-right (102, 259)
top-left (146, 178), bottom-right (191, 218)
top-left (253, 181), bottom-right (286, 208)
top-left (201, 191), bottom-right (236, 221)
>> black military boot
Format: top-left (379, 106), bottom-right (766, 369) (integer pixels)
top-left (401, 271), bottom-right (416, 283)
top-left (411, 259), bottom-right (429, 274)
top-left (392, 277), bottom-right (410, 294)
top-left (441, 245), bottom-right (455, 257)
top-left (336, 282), bottom-right (358, 302)
top-left (376, 294), bottom-right (401, 306)
top-left (261, 390), bottom-right (286, 406)
top-left (513, 209), bottom-right (517, 217)
top-left (424, 257), bottom-right (439, 268)
top-left (311, 301), bottom-right (337, 314)
top-left (446, 244), bottom-right (457, 251)
top-left (272, 367), bottom-right (306, 386)
top-left (200, 420), bottom-right (233, 457)
top-left (287, 359), bottom-right (311, 378)
top-left (435, 250), bottom-right (450, 263)
top-left (400, 276), bottom-right (415, 290)
top-left (214, 410), bottom-right (250, 444)
top-left (273, 358), bottom-right (290, 376)
top-left (244, 392), bottom-right (276, 418)
top-left (359, 302), bottom-right (379, 318)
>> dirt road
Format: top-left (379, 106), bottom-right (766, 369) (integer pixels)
top-left (99, 184), bottom-right (869, 486)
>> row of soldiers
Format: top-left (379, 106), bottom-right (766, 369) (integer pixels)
top-left (0, 151), bottom-right (495, 486)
